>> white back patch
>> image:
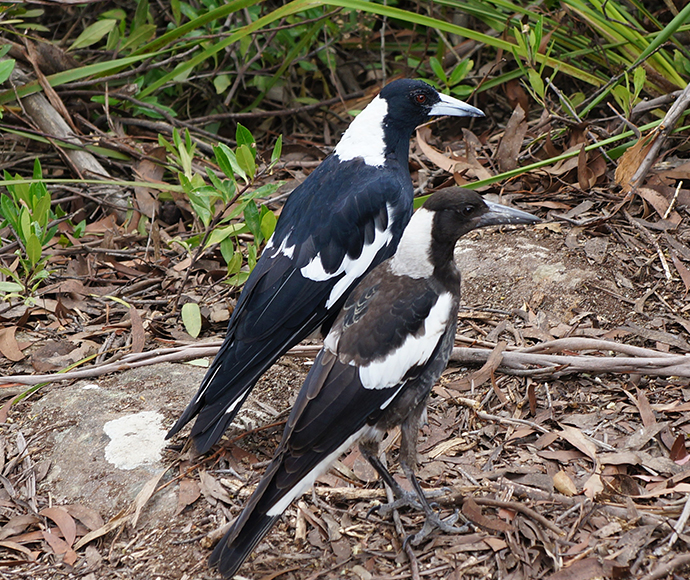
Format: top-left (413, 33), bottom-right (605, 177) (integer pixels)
top-left (358, 292), bottom-right (453, 390)
top-left (334, 96), bottom-right (387, 167)
top-left (389, 207), bottom-right (434, 279)
top-left (301, 204), bottom-right (395, 308)
top-left (263, 230), bottom-right (295, 260)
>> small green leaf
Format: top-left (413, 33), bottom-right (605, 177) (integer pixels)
top-left (633, 67), bottom-right (646, 99)
top-left (236, 123), bottom-right (255, 151)
top-left (449, 60), bottom-right (472, 86)
top-left (260, 208), bottom-right (277, 241)
top-left (34, 194), bottom-right (51, 228)
top-left (19, 207), bottom-right (32, 242)
top-left (205, 223), bottom-right (247, 247)
top-left (271, 135), bottom-right (282, 166)
top-left (214, 74), bottom-right (231, 94)
top-left (236, 144), bottom-right (256, 180)
top-left (244, 200), bottom-right (261, 243)
top-left (106, 24), bottom-right (121, 52)
top-left (32, 157), bottom-right (42, 180)
top-left (171, 0), bottom-right (181, 25)
top-left (0, 59), bottom-right (16, 85)
top-left (214, 143), bottom-right (246, 182)
top-left (187, 187), bottom-right (214, 228)
top-left (527, 69), bottom-right (545, 101)
top-left (69, 20), bottom-right (118, 51)
top-left (220, 237), bottom-right (234, 265)
top-left (181, 302), bottom-right (202, 338)
top-left (225, 249), bottom-right (242, 274)
top-left (26, 233), bottom-right (42, 266)
top-left (132, 0), bottom-right (150, 33)
top-left (0, 281), bottom-right (23, 294)
top-left (429, 56), bottom-right (447, 84)
top-left (247, 242), bottom-right (257, 270)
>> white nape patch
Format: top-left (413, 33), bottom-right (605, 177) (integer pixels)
top-left (301, 205), bottom-right (394, 308)
top-left (334, 96), bottom-right (387, 167)
top-left (103, 412), bottom-right (167, 470)
top-left (389, 207), bottom-right (434, 279)
top-left (359, 292), bottom-right (453, 390)
top-left (266, 426), bottom-right (371, 516)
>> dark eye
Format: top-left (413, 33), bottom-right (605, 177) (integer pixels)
top-left (458, 205), bottom-right (475, 216)
top-left (415, 93), bottom-right (427, 104)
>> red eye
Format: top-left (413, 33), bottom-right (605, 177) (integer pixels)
top-left (415, 93), bottom-right (427, 104)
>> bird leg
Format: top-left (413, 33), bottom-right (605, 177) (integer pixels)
top-left (362, 404), bottom-right (469, 544)
top-left (397, 412), bottom-right (469, 545)
top-left (359, 441), bottom-right (424, 515)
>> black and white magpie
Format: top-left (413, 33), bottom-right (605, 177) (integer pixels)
top-left (167, 80), bottom-right (485, 454)
top-left (208, 188), bottom-right (540, 578)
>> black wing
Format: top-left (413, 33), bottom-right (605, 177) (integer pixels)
top-left (168, 157), bottom-right (414, 453)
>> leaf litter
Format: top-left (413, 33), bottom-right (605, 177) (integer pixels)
top-left (2, 29), bottom-right (690, 580)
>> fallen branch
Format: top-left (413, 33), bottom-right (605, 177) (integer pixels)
top-left (1, 337), bottom-right (689, 387)
top-left (449, 347), bottom-right (690, 378)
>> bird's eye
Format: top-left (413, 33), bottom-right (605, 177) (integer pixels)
top-left (458, 205), bottom-right (475, 216)
top-left (415, 93), bottom-right (427, 104)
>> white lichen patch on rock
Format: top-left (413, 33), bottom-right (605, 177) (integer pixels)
top-left (103, 411), bottom-right (167, 470)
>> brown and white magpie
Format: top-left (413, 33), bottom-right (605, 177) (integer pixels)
top-left (167, 80), bottom-right (485, 454)
top-left (208, 188), bottom-right (540, 578)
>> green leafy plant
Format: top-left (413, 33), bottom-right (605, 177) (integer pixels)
top-left (160, 125), bottom-right (282, 287)
top-left (512, 16), bottom-right (548, 106)
top-left (611, 67), bottom-right (646, 118)
top-left (0, 159), bottom-right (58, 298)
top-left (428, 56), bottom-right (476, 99)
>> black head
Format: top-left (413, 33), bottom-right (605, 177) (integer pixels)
top-left (378, 79), bottom-right (484, 139)
top-left (424, 187), bottom-right (541, 246)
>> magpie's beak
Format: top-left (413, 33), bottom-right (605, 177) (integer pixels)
top-left (476, 201), bottom-right (541, 228)
top-left (430, 93), bottom-right (484, 118)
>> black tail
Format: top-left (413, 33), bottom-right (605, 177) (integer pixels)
top-left (167, 305), bottom-right (328, 454)
top-left (209, 453), bottom-right (290, 578)
top-left (210, 510), bottom-right (281, 579)
top-left (166, 329), bottom-right (300, 454)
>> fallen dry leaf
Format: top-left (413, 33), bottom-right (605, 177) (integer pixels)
top-left (0, 539), bottom-right (35, 559)
top-left (176, 477), bottom-right (201, 515)
top-left (637, 187), bottom-right (682, 225)
top-left (553, 471), bottom-right (577, 496)
top-left (0, 327), bottom-right (25, 362)
top-left (546, 557), bottom-right (604, 580)
top-left (614, 130), bottom-right (658, 192)
top-left (558, 424), bottom-right (598, 464)
top-left (496, 104), bottom-right (527, 172)
top-left (63, 504), bottom-right (104, 531)
top-left (39, 506), bottom-right (77, 547)
top-left (199, 470), bottom-right (234, 506)
top-left (0, 515), bottom-right (39, 541)
top-left (129, 306), bottom-right (146, 354)
top-left (583, 473), bottom-right (604, 499)
top-left (461, 497), bottom-right (513, 532)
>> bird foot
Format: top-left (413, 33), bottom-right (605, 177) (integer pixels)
top-left (370, 487), bottom-right (449, 519)
top-left (369, 490), bottom-right (422, 518)
top-left (406, 509), bottom-right (469, 546)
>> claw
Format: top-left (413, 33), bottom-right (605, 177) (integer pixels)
top-left (408, 510), bottom-right (469, 545)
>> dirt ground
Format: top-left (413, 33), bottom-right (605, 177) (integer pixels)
top-left (2, 216), bottom-right (690, 580)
